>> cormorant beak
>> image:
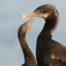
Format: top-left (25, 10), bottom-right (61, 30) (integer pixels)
top-left (21, 11), bottom-right (49, 19)
top-left (21, 12), bottom-right (38, 19)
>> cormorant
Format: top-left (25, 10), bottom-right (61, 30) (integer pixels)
top-left (22, 4), bottom-right (66, 66)
top-left (18, 18), bottom-right (37, 66)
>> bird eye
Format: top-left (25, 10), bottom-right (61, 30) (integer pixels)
top-left (40, 9), bottom-right (44, 13)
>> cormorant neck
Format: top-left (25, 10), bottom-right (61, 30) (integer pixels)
top-left (38, 14), bottom-right (59, 40)
top-left (43, 14), bottom-right (59, 33)
top-left (18, 26), bottom-right (36, 62)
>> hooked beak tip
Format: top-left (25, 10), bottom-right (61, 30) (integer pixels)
top-left (20, 12), bottom-right (36, 19)
top-left (21, 14), bottom-right (27, 19)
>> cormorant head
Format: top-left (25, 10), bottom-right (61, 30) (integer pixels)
top-left (21, 4), bottom-right (59, 20)
top-left (20, 18), bottom-right (35, 34)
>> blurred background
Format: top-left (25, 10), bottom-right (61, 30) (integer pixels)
top-left (0, 0), bottom-right (66, 66)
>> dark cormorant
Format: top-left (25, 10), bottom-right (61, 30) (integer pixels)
top-left (22, 4), bottom-right (66, 66)
top-left (18, 18), bottom-right (37, 66)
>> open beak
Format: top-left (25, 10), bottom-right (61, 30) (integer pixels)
top-left (21, 12), bottom-right (38, 19)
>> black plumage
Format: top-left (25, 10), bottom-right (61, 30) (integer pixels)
top-left (35, 4), bottom-right (66, 66)
top-left (21, 4), bottom-right (66, 66)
